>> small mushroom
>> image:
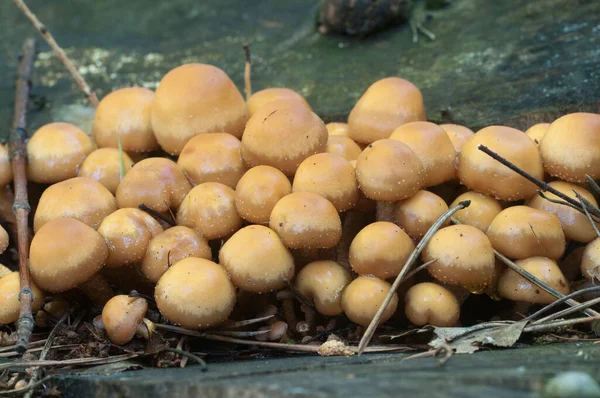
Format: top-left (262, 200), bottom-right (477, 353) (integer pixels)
top-left (341, 276), bottom-right (399, 327)
top-left (102, 295), bottom-right (153, 345)
top-left (0, 264), bottom-right (11, 278)
top-left (325, 122), bottom-right (349, 137)
top-left (581, 237), bottom-right (600, 281)
top-left (439, 124), bottom-right (475, 153)
top-left (404, 282), bottom-right (460, 327)
top-left (326, 135), bottom-right (363, 161)
top-left (393, 190), bottom-right (449, 241)
top-left (35, 299), bottom-right (69, 328)
top-left (450, 191), bottom-right (503, 232)
top-left (0, 224), bottom-right (8, 254)
top-left (0, 272), bottom-right (45, 325)
top-left (524, 123), bottom-right (550, 145)
top-left (0, 143), bottom-right (13, 186)
top-left (295, 260), bottom-right (351, 316)
top-left (246, 87), bottom-right (311, 117)
top-left (78, 148), bottom-right (134, 194)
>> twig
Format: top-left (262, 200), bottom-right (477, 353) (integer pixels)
top-left (159, 347), bottom-right (206, 371)
top-left (357, 201), bottom-right (471, 355)
top-left (9, 38), bottom-right (37, 355)
top-left (220, 315), bottom-right (274, 329)
top-left (536, 191), bottom-right (583, 213)
top-left (138, 204), bottom-right (175, 226)
top-left (523, 316), bottom-right (600, 333)
top-left (283, 278), bottom-right (316, 310)
top-left (243, 43), bottom-right (252, 100)
top-left (0, 353), bottom-right (138, 372)
top-left (12, 0), bottom-right (99, 107)
top-left (0, 339), bottom-right (46, 354)
top-left (403, 259), bottom-right (438, 281)
top-left (533, 297), bottom-right (600, 325)
top-left (524, 286), bottom-right (600, 322)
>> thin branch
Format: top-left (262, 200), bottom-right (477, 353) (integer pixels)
top-left (523, 316), bottom-right (600, 334)
top-left (524, 286), bottom-right (600, 322)
top-left (283, 278), bottom-right (316, 310)
top-left (575, 191), bottom-right (600, 239)
top-left (138, 204), bottom-right (175, 226)
top-left (0, 353), bottom-right (138, 372)
top-left (533, 296), bottom-right (600, 325)
top-left (403, 259), bottom-right (438, 281)
top-left (159, 347), bottom-right (206, 371)
top-left (536, 191), bottom-right (584, 214)
top-left (243, 43), bottom-right (252, 101)
top-left (220, 315), bottom-right (274, 329)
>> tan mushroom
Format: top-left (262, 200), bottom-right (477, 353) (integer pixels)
top-left (235, 166), bottom-right (292, 224)
top-left (247, 87), bottom-right (310, 117)
top-left (525, 123), bottom-right (550, 145)
top-left (404, 282), bottom-right (460, 327)
top-left (341, 276), bottom-right (398, 327)
top-left (439, 124), bottom-right (475, 153)
top-left (0, 272), bottom-right (45, 325)
top-left (78, 148), bottom-right (134, 194)
top-left (102, 295), bottom-right (152, 345)
top-left (295, 260), bottom-right (351, 316)
top-left (393, 190), bottom-right (449, 241)
top-left (582, 238), bottom-right (600, 281)
top-left (450, 191), bottom-right (503, 232)
top-left (326, 135), bottom-right (363, 161)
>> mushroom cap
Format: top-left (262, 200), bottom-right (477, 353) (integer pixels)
top-left (177, 182), bottom-right (242, 240)
top-left (0, 143), bottom-right (12, 186)
top-left (393, 190), bottom-right (449, 241)
top-left (0, 224), bottom-right (8, 254)
top-left (155, 257), bottom-right (236, 329)
top-left (269, 192), bottom-right (342, 249)
top-left (486, 206), bottom-right (566, 260)
top-left (355, 139), bottom-right (425, 201)
top-left (26, 122), bottom-right (95, 184)
top-left (525, 123), bottom-right (550, 145)
top-left (457, 126), bottom-right (544, 201)
top-left (341, 276), bottom-right (399, 327)
top-left (102, 295), bottom-right (148, 345)
top-left (35, 299), bottom-right (70, 328)
top-left (540, 113), bottom-right (600, 182)
top-left (326, 122), bottom-right (349, 137)
top-left (349, 221), bottom-right (415, 279)
top-left (295, 260), bottom-right (351, 316)
top-left (33, 177), bottom-right (117, 233)
top-left (390, 121), bottom-right (457, 187)
top-left (292, 153), bottom-right (359, 212)
top-left (97, 208), bottom-right (163, 268)
top-left (0, 272), bottom-right (45, 325)
top-left (235, 165), bottom-right (292, 224)
top-left (246, 87), bottom-right (311, 117)
top-left (527, 181), bottom-right (600, 243)
top-left (348, 77), bottom-right (426, 144)
top-left (423, 224), bottom-right (496, 292)
top-left (326, 135), bottom-right (363, 161)
top-left (78, 148), bottom-right (135, 194)
top-left (582, 237), bottom-right (600, 281)
top-left (219, 225), bottom-right (295, 293)
top-left (404, 282), bottom-right (460, 327)
top-left (439, 124), bottom-right (475, 153)
top-left (498, 256), bottom-right (569, 304)
top-left (178, 133), bottom-right (246, 189)
top-left (141, 226), bottom-right (212, 283)
top-left (30, 218), bottom-right (108, 293)
top-left (92, 87), bottom-right (159, 152)
top-left (450, 191), bottom-right (503, 232)
top-left (116, 157), bottom-right (192, 214)
top-left (241, 99), bottom-right (328, 176)
top-left (151, 63), bottom-right (248, 155)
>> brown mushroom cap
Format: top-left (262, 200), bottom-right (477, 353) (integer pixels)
top-left (439, 124), bottom-right (475, 153)
top-left (269, 192), bottom-right (342, 249)
top-left (219, 225), bottom-right (295, 293)
top-left (582, 238), bottom-right (600, 281)
top-left (178, 133), bottom-right (246, 189)
top-left (295, 260), bottom-right (351, 316)
top-left (394, 190), bottom-right (450, 241)
top-left (525, 123), bottom-right (550, 145)
top-left (235, 165), bottom-right (292, 224)
top-left (349, 221), bottom-right (415, 279)
top-left (326, 135), bottom-right (363, 161)
top-left (450, 191), bottom-right (503, 232)
top-left (423, 225), bottom-right (496, 292)
top-left (33, 177), bottom-right (117, 233)
top-left (0, 224), bottom-right (8, 254)
top-left (497, 256), bottom-right (569, 304)
top-left (92, 87), bottom-right (159, 152)
top-left (341, 276), bottom-right (399, 327)
top-left (30, 218), bottom-right (108, 293)
top-left (326, 122), bottom-right (349, 137)
top-left (26, 122), bottom-right (95, 184)
top-left (155, 257), bottom-right (236, 329)
top-left (404, 282), bottom-right (460, 327)
top-left (242, 99), bottom-right (328, 176)
top-left (348, 77), bottom-right (426, 145)
top-left (0, 272), bottom-right (45, 325)
top-left (176, 182), bottom-right (242, 240)
top-left (151, 63), bottom-right (248, 155)
top-left (246, 87), bottom-right (311, 117)
top-left (78, 148), bottom-right (134, 194)
top-left (527, 181), bottom-right (600, 243)
top-left (116, 157), bottom-right (192, 214)
top-left (102, 295), bottom-right (148, 345)
top-left (35, 300), bottom-right (70, 328)
top-left (458, 126), bottom-right (544, 201)
top-left (141, 226), bottom-right (212, 283)
top-left (390, 121), bottom-right (457, 187)
top-left (97, 208), bottom-right (163, 268)
top-left (0, 144), bottom-right (12, 186)
top-left (292, 153), bottom-right (359, 212)
top-left (355, 139), bottom-right (425, 201)
top-left (539, 113), bottom-right (600, 182)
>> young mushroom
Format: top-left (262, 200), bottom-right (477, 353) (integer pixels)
top-left (246, 87), bottom-right (311, 117)
top-left (439, 124), bottom-right (475, 153)
top-left (0, 272), bottom-right (45, 325)
top-left (35, 299), bottom-right (70, 328)
top-left (341, 276), bottom-right (399, 327)
top-left (404, 282), bottom-right (460, 327)
top-left (525, 123), bottom-right (550, 145)
top-left (450, 191), bottom-right (503, 232)
top-left (393, 190), bottom-right (449, 241)
top-left (78, 148), bottom-right (134, 194)
top-left (0, 144), bottom-right (13, 186)
top-left (326, 122), bottom-right (349, 137)
top-left (102, 295), bottom-right (153, 345)
top-left (326, 135), bottom-right (363, 161)
top-left (581, 238), bottom-right (600, 281)
top-left (0, 224), bottom-right (8, 254)
top-left (295, 260), bottom-right (352, 316)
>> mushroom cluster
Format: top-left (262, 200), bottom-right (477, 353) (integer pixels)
top-left (1, 63), bottom-right (599, 348)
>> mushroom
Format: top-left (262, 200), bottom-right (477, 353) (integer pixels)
top-left (235, 165), bottom-right (292, 224)
top-left (102, 295), bottom-right (153, 345)
top-left (178, 132), bottom-right (247, 189)
top-left (292, 153), bottom-right (359, 212)
top-left (390, 121), bottom-right (457, 187)
top-left (348, 77), bottom-right (426, 145)
top-left (559, 246), bottom-right (585, 283)
top-left (326, 122), bottom-right (349, 137)
top-left (326, 135), bottom-right (363, 161)
top-left (439, 124), bottom-right (475, 153)
top-left (497, 256), bottom-right (569, 304)
top-left (294, 260), bottom-right (351, 316)
top-left (151, 63), bottom-right (248, 154)
top-left (35, 299), bottom-right (69, 328)
top-left (404, 282), bottom-right (460, 327)
top-left (241, 99), bottom-right (328, 177)
top-left (393, 190), bottom-right (449, 241)
top-left (0, 143), bottom-right (12, 186)
top-left (581, 238), bottom-right (600, 281)
top-left (0, 264), bottom-right (11, 279)
top-left (0, 272), bottom-right (45, 325)
top-left (349, 221), bottom-right (415, 279)
top-left (219, 225), bottom-right (295, 293)
top-left (155, 257), bottom-right (237, 329)
top-left (246, 87), bottom-right (311, 117)
top-left (26, 122), bottom-right (95, 184)
top-left (457, 126), bottom-right (544, 201)
top-left (269, 192), bottom-right (342, 249)
top-left (78, 148), bottom-right (135, 194)
top-left (341, 276), bottom-right (399, 327)
top-left (33, 176), bottom-right (117, 233)
top-left (539, 113), bottom-right (600, 182)
top-left (0, 224), bottom-right (8, 254)
top-left (176, 182), bottom-right (242, 240)
top-left (450, 191), bottom-right (503, 232)
top-left (486, 206), bottom-right (566, 260)
top-left (92, 87), bottom-right (159, 153)
top-left (525, 123), bottom-right (550, 145)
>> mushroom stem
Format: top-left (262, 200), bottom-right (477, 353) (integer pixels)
top-left (375, 201), bottom-right (396, 223)
top-left (337, 211), bottom-right (371, 273)
top-left (300, 304), bottom-right (317, 332)
top-left (276, 289), bottom-right (297, 332)
top-left (78, 274), bottom-right (115, 306)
